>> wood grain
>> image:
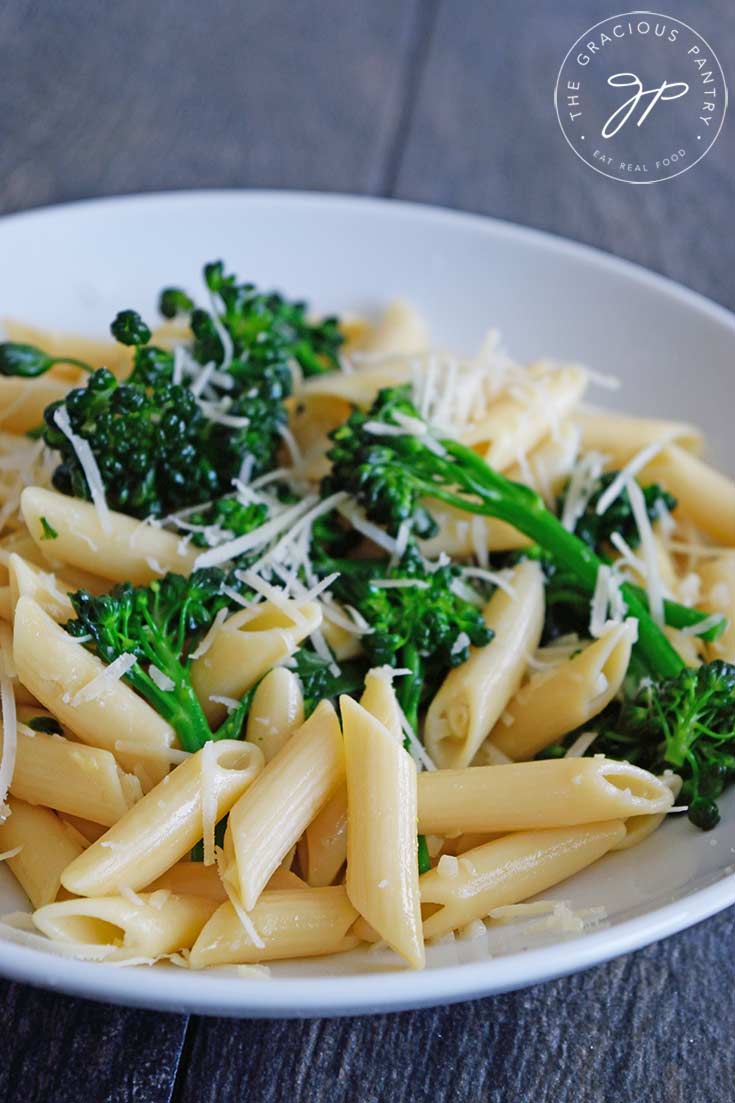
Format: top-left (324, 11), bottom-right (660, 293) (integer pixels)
top-left (0, 1), bottom-right (733, 1100)
top-left (0, 0), bottom-right (422, 208)
top-left (394, 0), bottom-right (735, 308)
top-left (0, 979), bottom-right (187, 1103)
top-left (174, 909), bottom-right (735, 1103)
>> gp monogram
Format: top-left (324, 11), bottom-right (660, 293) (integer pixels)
top-left (554, 11), bottom-right (728, 183)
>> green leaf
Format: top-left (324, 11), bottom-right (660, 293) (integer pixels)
top-left (39, 516), bottom-right (58, 540)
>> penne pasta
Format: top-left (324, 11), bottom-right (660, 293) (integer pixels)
top-left (228, 700), bottom-right (344, 910)
top-left (300, 667), bottom-right (417, 891)
top-left (698, 554), bottom-right (735, 663)
top-left (145, 861), bottom-right (228, 902)
top-left (613, 774), bottom-right (683, 851)
top-left (0, 797), bottom-right (84, 908)
top-left (576, 409), bottom-right (703, 464)
top-left (0, 376), bottom-right (73, 434)
top-left (359, 668), bottom-right (404, 741)
top-left (505, 422), bottom-right (581, 505)
top-left (417, 757), bottom-right (673, 835)
top-left (425, 560), bottom-right (545, 768)
top-left (641, 446), bottom-right (735, 545)
top-left (59, 814), bottom-right (107, 846)
top-left (191, 600), bottom-right (321, 727)
top-left (418, 506), bottom-right (529, 558)
top-left (350, 301), bottom-right (430, 359)
top-left (21, 487), bottom-right (198, 584)
top-left (7, 553), bottom-right (75, 622)
top-left (298, 784), bottom-right (348, 888)
top-left (13, 596), bottom-right (176, 785)
top-left (60, 741), bottom-right (263, 896)
top-left (342, 696), bottom-right (424, 968)
top-left (420, 821), bottom-right (626, 939)
top-left (245, 667), bottom-right (305, 761)
top-left (189, 886), bottom-right (359, 967)
top-left (6, 722), bottom-right (143, 826)
top-left (34, 891), bottom-right (218, 957)
top-left (488, 620), bottom-right (637, 760)
top-left (467, 364), bottom-right (588, 467)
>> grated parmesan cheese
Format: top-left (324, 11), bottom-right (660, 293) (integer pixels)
top-left (214, 846), bottom-right (265, 949)
top-left (626, 476), bottom-right (665, 625)
top-left (565, 731), bottom-right (598, 758)
top-left (52, 406), bottom-right (112, 533)
top-left (69, 653), bottom-right (138, 707)
top-left (189, 608), bottom-right (229, 660)
top-left (149, 665), bottom-right (175, 692)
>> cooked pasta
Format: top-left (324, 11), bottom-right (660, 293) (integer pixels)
top-left (0, 268), bottom-right (729, 974)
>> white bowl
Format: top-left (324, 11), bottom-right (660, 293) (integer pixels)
top-left (0, 191), bottom-right (732, 1017)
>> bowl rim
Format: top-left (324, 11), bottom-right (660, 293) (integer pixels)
top-left (0, 188), bottom-right (732, 1017)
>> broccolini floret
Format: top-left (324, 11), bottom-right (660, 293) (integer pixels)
top-left (66, 569), bottom-right (253, 752)
top-left (591, 661), bottom-right (735, 829)
top-left (289, 648), bottom-right (368, 719)
top-left (312, 539), bottom-right (493, 736)
top-left (558, 471), bottom-right (676, 555)
top-left (321, 385), bottom-right (684, 679)
top-left (0, 342), bottom-right (92, 378)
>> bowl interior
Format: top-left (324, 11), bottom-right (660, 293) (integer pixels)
top-left (0, 191), bottom-right (732, 1014)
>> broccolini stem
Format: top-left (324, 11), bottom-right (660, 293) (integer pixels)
top-left (430, 439), bottom-right (684, 678)
top-left (417, 835), bottom-right (431, 875)
top-left (130, 667), bottom-right (214, 753)
top-left (396, 643), bottom-right (423, 746)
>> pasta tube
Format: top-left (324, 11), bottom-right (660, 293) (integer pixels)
top-left (613, 774), bottom-right (682, 851)
top-left (7, 722), bottom-right (142, 826)
top-left (421, 821), bottom-right (625, 940)
top-left (191, 600), bottom-right (321, 727)
top-left (424, 560), bottom-right (544, 768)
top-left (359, 668), bottom-right (404, 741)
top-left (34, 891), bottom-right (217, 957)
top-left (245, 667), bottom-right (305, 761)
top-left (0, 377), bottom-right (72, 434)
top-left (287, 393), bottom-right (352, 481)
top-left (13, 596), bottom-right (176, 784)
top-left (576, 409), bottom-right (703, 463)
top-left (145, 861), bottom-right (228, 901)
top-left (349, 301), bottom-right (430, 358)
top-left (641, 446), bottom-right (735, 545)
top-left (299, 668), bottom-right (410, 895)
top-left (505, 422), bottom-right (581, 504)
top-left (299, 785), bottom-right (348, 888)
top-left (21, 487), bottom-right (198, 584)
top-left (189, 887), bottom-right (359, 968)
top-left (299, 360), bottom-right (414, 405)
top-left (466, 364), bottom-right (588, 467)
top-left (228, 700), bottom-right (344, 910)
top-left (0, 797), bottom-right (84, 908)
top-left (699, 554), bottom-right (735, 662)
top-left (7, 554), bottom-right (75, 622)
top-left (295, 664), bottom-right (398, 886)
top-left (489, 619), bottom-right (637, 760)
top-left (59, 814), bottom-right (106, 845)
top-left (418, 505), bottom-right (528, 559)
top-left (417, 757), bottom-right (673, 835)
top-left (60, 741), bottom-right (263, 896)
top-left (342, 696), bottom-right (424, 969)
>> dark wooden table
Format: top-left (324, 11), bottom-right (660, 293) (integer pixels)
top-left (0, 2), bottom-right (733, 1100)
